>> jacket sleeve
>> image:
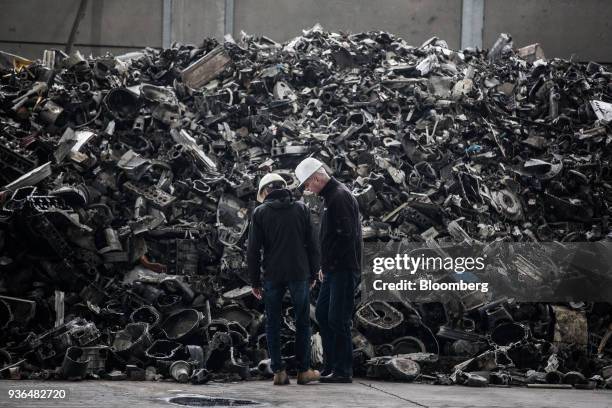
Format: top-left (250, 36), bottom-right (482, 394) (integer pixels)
top-left (247, 209), bottom-right (264, 288)
top-left (323, 192), bottom-right (358, 271)
top-left (303, 205), bottom-right (320, 281)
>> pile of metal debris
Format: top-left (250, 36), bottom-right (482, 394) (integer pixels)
top-left (0, 26), bottom-right (611, 387)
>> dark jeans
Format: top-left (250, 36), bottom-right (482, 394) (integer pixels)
top-left (263, 280), bottom-right (311, 373)
top-left (315, 270), bottom-right (356, 377)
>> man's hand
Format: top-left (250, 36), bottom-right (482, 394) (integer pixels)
top-left (318, 269), bottom-right (324, 282)
top-left (252, 287), bottom-right (263, 300)
top-left (310, 279), bottom-right (317, 289)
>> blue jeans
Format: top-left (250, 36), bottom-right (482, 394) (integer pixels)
top-left (263, 280), bottom-right (311, 373)
top-left (315, 270), bottom-right (356, 377)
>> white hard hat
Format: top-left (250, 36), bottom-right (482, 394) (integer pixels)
top-left (295, 157), bottom-right (323, 187)
top-left (256, 173), bottom-right (287, 203)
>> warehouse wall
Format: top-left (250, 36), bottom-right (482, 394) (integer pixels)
top-left (0, 0), bottom-right (611, 62)
top-left (483, 0), bottom-right (612, 62)
top-left (171, 0), bottom-right (226, 45)
top-left (0, 0), bottom-right (163, 58)
top-left (232, 0), bottom-right (461, 49)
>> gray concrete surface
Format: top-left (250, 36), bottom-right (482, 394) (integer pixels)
top-left (0, 379), bottom-right (610, 408)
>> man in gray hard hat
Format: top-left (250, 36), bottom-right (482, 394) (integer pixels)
top-left (294, 158), bottom-right (362, 383)
top-left (247, 172), bottom-right (321, 385)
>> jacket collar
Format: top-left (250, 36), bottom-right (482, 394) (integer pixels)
top-left (320, 177), bottom-right (339, 199)
top-left (264, 188), bottom-right (291, 202)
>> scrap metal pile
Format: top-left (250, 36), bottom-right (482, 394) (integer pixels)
top-left (0, 25), bottom-right (611, 387)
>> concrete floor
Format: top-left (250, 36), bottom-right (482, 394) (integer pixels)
top-left (0, 379), bottom-right (611, 408)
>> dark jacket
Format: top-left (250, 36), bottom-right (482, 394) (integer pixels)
top-left (247, 188), bottom-right (320, 288)
top-left (319, 177), bottom-right (362, 276)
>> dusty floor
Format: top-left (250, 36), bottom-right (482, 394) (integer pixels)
top-left (0, 379), bottom-right (611, 408)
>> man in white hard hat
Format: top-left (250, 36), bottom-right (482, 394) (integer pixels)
top-left (247, 172), bottom-right (321, 385)
top-left (294, 158), bottom-right (362, 383)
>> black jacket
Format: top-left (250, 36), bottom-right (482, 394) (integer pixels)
top-left (319, 177), bottom-right (362, 276)
top-left (247, 189), bottom-right (319, 288)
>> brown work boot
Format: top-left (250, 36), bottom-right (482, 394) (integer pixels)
top-left (297, 368), bottom-right (321, 385)
top-left (273, 370), bottom-right (290, 385)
